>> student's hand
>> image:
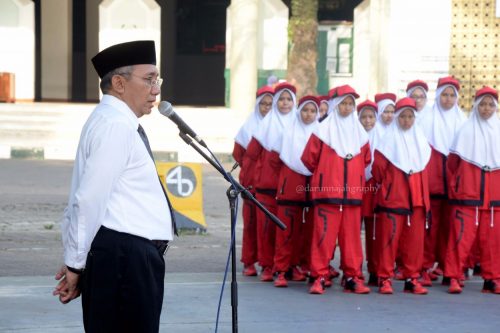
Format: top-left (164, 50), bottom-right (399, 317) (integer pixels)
top-left (53, 265), bottom-right (81, 304)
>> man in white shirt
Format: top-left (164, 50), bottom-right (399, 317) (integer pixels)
top-left (53, 40), bottom-right (175, 333)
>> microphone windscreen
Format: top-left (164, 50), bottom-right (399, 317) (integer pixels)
top-left (158, 101), bottom-right (173, 117)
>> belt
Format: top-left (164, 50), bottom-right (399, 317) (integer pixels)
top-left (152, 240), bottom-right (170, 256)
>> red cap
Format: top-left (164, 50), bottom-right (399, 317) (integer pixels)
top-left (437, 76), bottom-right (460, 91)
top-left (475, 86), bottom-right (498, 101)
top-left (327, 87), bottom-right (337, 99)
top-left (299, 95), bottom-right (320, 107)
top-left (395, 97), bottom-right (416, 112)
top-left (357, 99), bottom-right (378, 113)
top-left (374, 93), bottom-right (397, 103)
top-left (406, 80), bottom-right (428, 92)
top-left (274, 82), bottom-right (297, 95)
top-left (256, 85), bottom-right (274, 97)
top-left (317, 95), bottom-right (329, 102)
top-left (329, 85), bottom-right (359, 99)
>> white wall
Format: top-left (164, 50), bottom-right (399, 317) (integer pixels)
top-left (353, 0), bottom-right (451, 100)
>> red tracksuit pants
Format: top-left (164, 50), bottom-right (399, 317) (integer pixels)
top-left (375, 208), bottom-right (425, 279)
top-left (240, 199), bottom-right (258, 266)
top-left (273, 205), bottom-right (306, 272)
top-left (364, 216), bottom-right (376, 274)
top-left (310, 204), bottom-right (363, 279)
top-left (444, 206), bottom-right (500, 280)
top-left (255, 193), bottom-right (277, 269)
top-left (423, 199), bottom-right (449, 270)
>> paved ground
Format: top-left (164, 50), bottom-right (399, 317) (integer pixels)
top-left (1, 159), bottom-right (499, 332)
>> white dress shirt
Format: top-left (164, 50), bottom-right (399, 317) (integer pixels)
top-left (62, 95), bottom-right (173, 269)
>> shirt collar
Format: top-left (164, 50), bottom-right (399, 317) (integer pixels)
top-left (101, 94), bottom-right (139, 129)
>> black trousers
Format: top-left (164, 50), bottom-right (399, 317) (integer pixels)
top-left (81, 226), bottom-right (165, 333)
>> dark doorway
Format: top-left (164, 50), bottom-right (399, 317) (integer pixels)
top-left (163, 0), bottom-right (229, 106)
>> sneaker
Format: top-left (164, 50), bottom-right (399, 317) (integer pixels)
top-left (260, 266), bottom-right (274, 282)
top-left (404, 278), bottom-right (428, 295)
top-left (419, 270), bottom-right (433, 287)
top-left (329, 265), bottom-right (340, 279)
top-left (379, 278), bottom-right (393, 294)
top-left (344, 277), bottom-right (371, 294)
top-left (324, 277), bottom-right (333, 288)
top-left (448, 278), bottom-right (463, 294)
top-left (309, 277), bottom-right (326, 294)
top-left (242, 264), bottom-right (257, 276)
top-left (482, 279), bottom-right (500, 294)
top-left (368, 273), bottom-right (378, 287)
top-left (274, 272), bottom-right (288, 288)
top-left (473, 264), bottom-right (482, 276)
top-left (291, 266), bottom-right (307, 282)
top-left (427, 270), bottom-right (439, 281)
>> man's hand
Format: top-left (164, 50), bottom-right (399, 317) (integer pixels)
top-left (53, 265), bottom-right (81, 304)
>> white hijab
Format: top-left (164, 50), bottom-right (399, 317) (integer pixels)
top-left (372, 99), bottom-right (395, 156)
top-left (376, 106), bottom-right (431, 174)
top-left (254, 88), bottom-right (297, 152)
top-left (358, 106), bottom-right (378, 180)
top-left (234, 93), bottom-right (272, 149)
top-left (420, 84), bottom-right (467, 156)
top-left (316, 95), bottom-right (369, 158)
top-left (278, 99), bottom-right (320, 176)
top-left (450, 95), bottom-right (500, 170)
top-left (407, 86), bottom-right (432, 122)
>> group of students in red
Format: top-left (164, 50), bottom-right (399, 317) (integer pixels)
top-left (232, 76), bottom-right (500, 296)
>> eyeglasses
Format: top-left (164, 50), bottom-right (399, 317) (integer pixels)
top-left (127, 74), bottom-right (163, 88)
top-left (410, 95), bottom-right (426, 100)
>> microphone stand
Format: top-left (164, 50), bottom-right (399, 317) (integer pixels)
top-left (177, 131), bottom-right (286, 333)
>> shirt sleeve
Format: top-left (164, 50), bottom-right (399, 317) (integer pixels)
top-left (62, 120), bottom-right (134, 269)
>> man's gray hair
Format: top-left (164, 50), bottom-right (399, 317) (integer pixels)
top-left (100, 65), bottom-right (134, 94)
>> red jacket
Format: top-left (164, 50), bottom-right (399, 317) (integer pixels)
top-left (245, 137), bottom-right (281, 195)
top-left (232, 142), bottom-right (246, 185)
top-left (427, 147), bottom-right (448, 198)
top-left (275, 162), bottom-right (310, 206)
top-left (301, 134), bottom-right (371, 206)
top-left (447, 153), bottom-right (500, 209)
top-left (371, 151), bottom-right (430, 215)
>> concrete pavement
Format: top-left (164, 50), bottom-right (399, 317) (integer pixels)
top-left (1, 272), bottom-right (499, 333)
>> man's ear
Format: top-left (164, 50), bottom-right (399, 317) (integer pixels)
top-left (112, 74), bottom-right (126, 94)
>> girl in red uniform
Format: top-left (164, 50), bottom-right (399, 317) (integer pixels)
top-left (406, 80), bottom-right (431, 122)
top-left (318, 95), bottom-right (329, 122)
top-left (245, 82), bottom-right (297, 281)
top-left (233, 86), bottom-right (274, 276)
top-left (272, 95), bottom-right (320, 287)
top-left (419, 76), bottom-right (466, 285)
top-left (301, 85), bottom-right (371, 295)
top-left (444, 86), bottom-right (500, 294)
top-left (357, 99), bottom-right (379, 286)
top-left (372, 97), bottom-right (431, 295)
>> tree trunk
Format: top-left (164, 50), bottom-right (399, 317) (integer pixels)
top-left (286, 0), bottom-right (318, 97)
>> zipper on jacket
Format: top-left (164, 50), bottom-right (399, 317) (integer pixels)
top-left (280, 177), bottom-right (287, 195)
top-left (385, 183), bottom-right (393, 201)
top-left (455, 175), bottom-right (460, 193)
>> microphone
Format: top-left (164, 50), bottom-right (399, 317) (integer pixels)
top-left (158, 101), bottom-right (207, 148)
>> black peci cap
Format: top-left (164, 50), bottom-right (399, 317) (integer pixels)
top-left (91, 40), bottom-right (156, 78)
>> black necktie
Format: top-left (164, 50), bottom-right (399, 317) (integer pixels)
top-left (138, 124), bottom-right (178, 235)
